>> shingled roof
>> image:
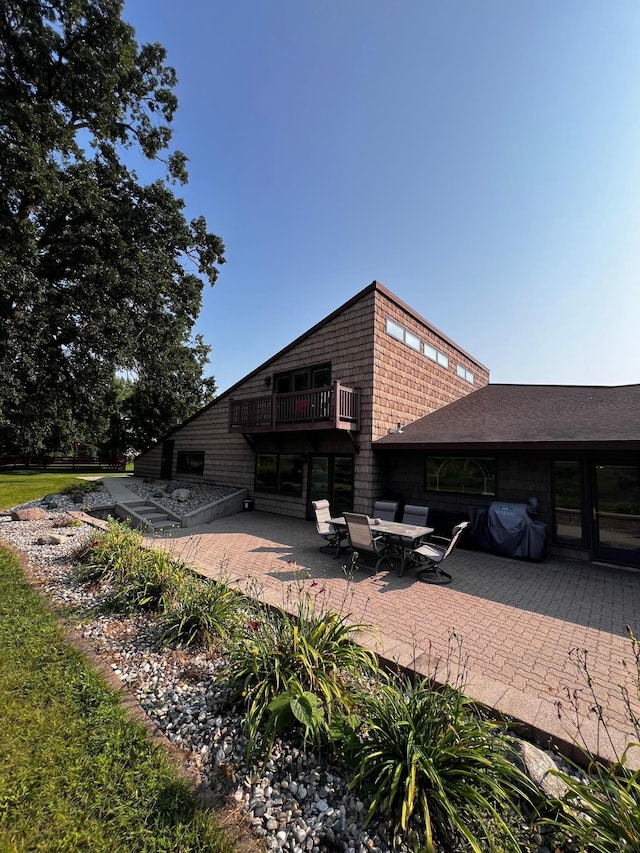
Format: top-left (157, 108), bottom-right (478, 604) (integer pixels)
top-left (375, 383), bottom-right (640, 450)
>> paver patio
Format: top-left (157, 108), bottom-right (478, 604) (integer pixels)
top-left (142, 507), bottom-right (640, 767)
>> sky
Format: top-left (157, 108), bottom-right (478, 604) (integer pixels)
top-left (121, 0), bottom-right (640, 393)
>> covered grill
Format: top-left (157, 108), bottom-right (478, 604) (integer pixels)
top-left (469, 498), bottom-right (547, 560)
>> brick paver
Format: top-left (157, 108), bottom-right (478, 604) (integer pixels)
top-left (147, 509), bottom-right (640, 767)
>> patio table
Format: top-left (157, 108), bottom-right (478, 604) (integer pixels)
top-left (330, 516), bottom-right (434, 575)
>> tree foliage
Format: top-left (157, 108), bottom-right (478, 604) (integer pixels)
top-left (0, 0), bottom-right (225, 456)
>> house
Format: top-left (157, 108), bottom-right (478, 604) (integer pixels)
top-left (134, 280), bottom-right (640, 569)
top-left (376, 382), bottom-right (640, 568)
top-left (134, 280), bottom-right (487, 518)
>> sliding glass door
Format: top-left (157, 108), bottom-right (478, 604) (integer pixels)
top-left (308, 455), bottom-right (354, 518)
top-left (593, 464), bottom-right (640, 567)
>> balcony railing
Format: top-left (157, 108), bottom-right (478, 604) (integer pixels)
top-left (228, 382), bottom-right (359, 433)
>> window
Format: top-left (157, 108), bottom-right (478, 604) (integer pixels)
top-left (426, 456), bottom-right (496, 495)
top-left (309, 454), bottom-right (355, 515)
top-left (386, 317), bottom-right (421, 352)
top-left (386, 318), bottom-right (404, 342)
top-left (255, 454), bottom-right (278, 491)
top-left (405, 330), bottom-right (421, 352)
top-left (552, 461), bottom-right (583, 543)
top-left (424, 343), bottom-right (437, 361)
top-left (176, 451), bottom-right (204, 476)
top-left (456, 364), bottom-right (474, 384)
top-left (255, 453), bottom-right (304, 496)
top-left (278, 454), bottom-right (304, 495)
top-left (386, 317), bottom-right (452, 370)
top-left (425, 341), bottom-right (449, 369)
top-left (273, 363), bottom-right (331, 394)
top-left (311, 364), bottom-right (331, 387)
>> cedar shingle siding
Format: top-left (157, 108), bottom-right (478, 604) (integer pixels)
top-left (134, 282), bottom-right (486, 517)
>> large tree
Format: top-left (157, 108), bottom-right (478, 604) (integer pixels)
top-left (103, 338), bottom-right (216, 457)
top-left (0, 0), bottom-right (225, 457)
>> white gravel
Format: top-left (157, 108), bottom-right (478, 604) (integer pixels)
top-left (0, 484), bottom-right (114, 567)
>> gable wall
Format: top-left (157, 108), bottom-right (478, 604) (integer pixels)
top-left (133, 443), bottom-right (163, 479)
top-left (135, 284), bottom-right (490, 519)
top-left (372, 291), bottom-right (489, 442)
top-left (135, 289), bottom-right (380, 516)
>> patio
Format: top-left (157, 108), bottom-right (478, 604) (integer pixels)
top-left (147, 509), bottom-right (640, 766)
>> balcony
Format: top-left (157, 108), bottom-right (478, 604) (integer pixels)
top-left (229, 382), bottom-right (359, 434)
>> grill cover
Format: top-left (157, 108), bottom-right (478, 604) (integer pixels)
top-left (469, 499), bottom-right (547, 560)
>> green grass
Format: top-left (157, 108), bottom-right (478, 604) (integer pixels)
top-left (0, 469), bottom-right (128, 511)
top-left (0, 546), bottom-right (237, 853)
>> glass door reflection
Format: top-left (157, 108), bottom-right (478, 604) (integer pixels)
top-left (594, 464), bottom-right (640, 566)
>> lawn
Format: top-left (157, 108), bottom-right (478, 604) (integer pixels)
top-left (0, 545), bottom-right (237, 853)
top-left (0, 469), bottom-right (128, 512)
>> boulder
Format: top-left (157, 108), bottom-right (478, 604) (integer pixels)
top-left (42, 494), bottom-right (60, 507)
top-left (37, 534), bottom-right (68, 545)
top-left (512, 739), bottom-right (569, 800)
top-left (11, 508), bottom-right (48, 521)
top-left (170, 488), bottom-right (192, 502)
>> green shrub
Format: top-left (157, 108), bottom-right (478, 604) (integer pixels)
top-left (75, 519), bottom-right (185, 613)
top-left (550, 760), bottom-right (640, 852)
top-left (78, 518), bottom-right (145, 585)
top-left (159, 574), bottom-right (244, 649)
top-left (59, 479), bottom-right (101, 495)
top-left (107, 548), bottom-right (186, 613)
top-left (225, 590), bottom-right (378, 760)
top-left (346, 673), bottom-right (536, 852)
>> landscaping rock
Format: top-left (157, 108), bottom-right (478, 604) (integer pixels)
top-left (513, 739), bottom-right (569, 800)
top-left (42, 494), bottom-right (60, 508)
top-left (170, 488), bottom-right (192, 502)
top-left (37, 533), bottom-right (68, 546)
top-left (12, 507), bottom-right (48, 521)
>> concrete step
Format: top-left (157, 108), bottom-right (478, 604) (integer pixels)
top-left (135, 510), bottom-right (176, 529)
top-left (152, 519), bottom-right (177, 530)
top-left (114, 497), bottom-right (181, 532)
top-left (138, 511), bottom-right (169, 521)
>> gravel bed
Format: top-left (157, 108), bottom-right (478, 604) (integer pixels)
top-left (0, 493), bottom-right (582, 852)
top-left (127, 479), bottom-right (240, 518)
top-left (0, 484), bottom-right (114, 569)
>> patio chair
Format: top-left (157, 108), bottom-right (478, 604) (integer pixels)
top-left (372, 500), bottom-right (399, 521)
top-left (343, 512), bottom-right (393, 574)
top-left (392, 504), bottom-right (431, 554)
top-left (404, 521), bottom-right (470, 584)
top-left (402, 504), bottom-right (429, 527)
top-left (312, 500), bottom-right (347, 556)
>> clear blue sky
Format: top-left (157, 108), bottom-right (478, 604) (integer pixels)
top-left (122, 0), bottom-right (640, 393)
